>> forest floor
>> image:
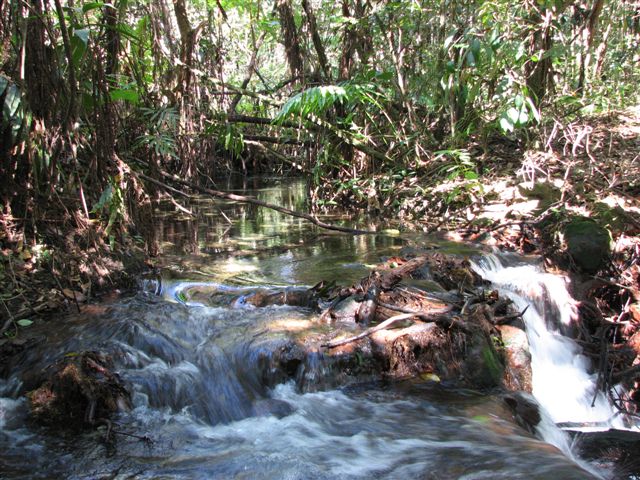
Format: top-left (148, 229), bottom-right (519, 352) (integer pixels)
top-left (1, 107), bottom-right (639, 407)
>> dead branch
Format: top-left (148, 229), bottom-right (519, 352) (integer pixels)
top-left (377, 301), bottom-right (454, 320)
top-left (612, 364), bottom-right (640, 384)
top-left (494, 306), bottom-right (530, 325)
top-left (379, 257), bottom-right (428, 290)
top-left (322, 313), bottom-right (419, 348)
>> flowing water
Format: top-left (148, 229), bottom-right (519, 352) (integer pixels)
top-left (0, 178), bottom-right (632, 479)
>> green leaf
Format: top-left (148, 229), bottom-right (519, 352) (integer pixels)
top-left (71, 29), bottom-right (89, 66)
top-left (82, 2), bottom-right (104, 12)
top-left (73, 28), bottom-right (89, 45)
top-left (110, 88), bottom-right (139, 104)
top-left (466, 50), bottom-right (476, 67)
top-left (514, 95), bottom-right (524, 108)
top-left (525, 97), bottom-right (541, 122)
top-left (17, 319), bottom-right (33, 327)
top-left (499, 116), bottom-right (514, 133)
top-left (0, 76), bottom-right (8, 97)
top-left (518, 107), bottom-right (529, 124)
top-left (92, 184), bottom-right (113, 212)
top-left (506, 107), bottom-right (520, 124)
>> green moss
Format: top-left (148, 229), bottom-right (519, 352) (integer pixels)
top-left (564, 216), bottom-right (612, 273)
top-left (482, 345), bottom-right (504, 386)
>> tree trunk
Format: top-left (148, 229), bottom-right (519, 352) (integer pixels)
top-left (276, 0), bottom-right (304, 79)
top-left (526, 11), bottom-right (553, 104)
top-left (577, 0), bottom-right (606, 93)
top-left (173, 0), bottom-right (197, 99)
top-left (339, 0), bottom-right (357, 80)
top-left (302, 0), bottom-right (330, 79)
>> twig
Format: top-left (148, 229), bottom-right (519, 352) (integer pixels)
top-left (460, 296), bottom-right (474, 315)
top-left (494, 305), bottom-right (530, 325)
top-left (319, 293), bottom-right (350, 323)
top-left (0, 299), bottom-right (15, 337)
top-left (378, 301), bottom-right (453, 320)
top-left (611, 364), bottom-right (640, 384)
top-left (166, 194), bottom-right (194, 216)
top-left (322, 313), bottom-right (418, 348)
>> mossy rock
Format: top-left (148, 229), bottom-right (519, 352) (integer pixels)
top-left (518, 181), bottom-right (561, 209)
top-left (563, 217), bottom-right (612, 274)
top-left (592, 202), bottom-right (631, 233)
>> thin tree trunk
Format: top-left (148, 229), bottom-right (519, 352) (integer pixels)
top-left (276, 0), bottom-right (304, 79)
top-left (339, 0), bottom-right (356, 80)
top-left (229, 31), bottom-right (266, 113)
top-left (53, 0), bottom-right (76, 126)
top-left (302, 0), bottom-right (330, 79)
top-left (526, 9), bottom-right (553, 104)
top-left (173, 0), bottom-right (196, 98)
top-left (577, 0), bottom-right (606, 92)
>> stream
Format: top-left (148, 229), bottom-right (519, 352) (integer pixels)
top-left (0, 178), bottom-right (636, 479)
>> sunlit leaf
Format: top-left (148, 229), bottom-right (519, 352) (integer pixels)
top-left (82, 2), bottom-right (105, 12)
top-left (3, 84), bottom-right (21, 118)
top-left (73, 28), bottom-right (89, 45)
top-left (110, 88), bottom-right (139, 104)
top-left (525, 97), bottom-right (541, 122)
top-left (499, 116), bottom-right (514, 133)
top-left (17, 319), bottom-right (33, 327)
top-left (506, 107), bottom-right (520, 124)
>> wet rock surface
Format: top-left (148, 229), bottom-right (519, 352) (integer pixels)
top-left (498, 324), bottom-right (533, 392)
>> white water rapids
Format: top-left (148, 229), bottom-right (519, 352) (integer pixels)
top-left (472, 253), bottom-right (636, 431)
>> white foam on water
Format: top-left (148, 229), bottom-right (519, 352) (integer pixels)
top-left (472, 253), bottom-right (625, 428)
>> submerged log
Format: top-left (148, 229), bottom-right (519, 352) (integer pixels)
top-left (28, 351), bottom-right (130, 428)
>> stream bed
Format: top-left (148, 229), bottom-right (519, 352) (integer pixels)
top-left (0, 178), bottom-right (631, 479)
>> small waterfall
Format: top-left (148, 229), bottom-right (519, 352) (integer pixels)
top-left (472, 253), bottom-right (631, 430)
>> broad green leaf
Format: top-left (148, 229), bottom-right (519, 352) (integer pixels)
top-left (499, 116), bottom-right (514, 133)
top-left (514, 95), bottom-right (524, 108)
top-left (17, 319), bottom-right (33, 327)
top-left (444, 31), bottom-right (457, 50)
top-left (110, 88), bottom-right (139, 104)
top-left (506, 107), bottom-right (520, 124)
top-left (526, 97), bottom-right (541, 122)
top-left (92, 184), bottom-right (113, 212)
top-left (82, 2), bottom-right (105, 12)
top-left (466, 50), bottom-right (476, 67)
top-left (71, 30), bottom-right (89, 66)
top-left (0, 76), bottom-right (8, 97)
top-left (74, 28), bottom-right (89, 45)
top-left (518, 107), bottom-right (529, 124)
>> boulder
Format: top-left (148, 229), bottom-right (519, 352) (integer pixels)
top-left (563, 217), bottom-right (611, 273)
top-left (498, 324), bottom-right (532, 392)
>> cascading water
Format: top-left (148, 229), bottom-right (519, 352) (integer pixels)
top-left (472, 253), bottom-right (637, 433)
top-left (0, 179), bottom-right (634, 479)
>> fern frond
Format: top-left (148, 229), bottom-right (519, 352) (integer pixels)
top-left (274, 81), bottom-right (381, 124)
